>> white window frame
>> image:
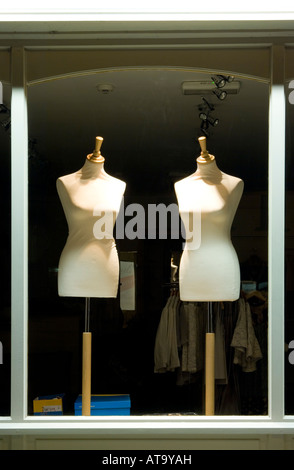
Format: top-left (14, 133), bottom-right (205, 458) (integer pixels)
top-left (0, 15), bottom-right (293, 438)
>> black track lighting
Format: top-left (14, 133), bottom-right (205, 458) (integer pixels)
top-left (199, 112), bottom-right (208, 121)
top-left (207, 115), bottom-right (219, 127)
top-left (199, 111), bottom-right (219, 129)
top-left (200, 120), bottom-right (209, 137)
top-left (213, 88), bottom-right (227, 101)
top-left (200, 118), bottom-right (209, 130)
top-left (211, 74), bottom-right (235, 89)
top-left (226, 75), bottom-right (235, 83)
top-left (201, 97), bottom-right (215, 111)
top-left (211, 75), bottom-right (226, 88)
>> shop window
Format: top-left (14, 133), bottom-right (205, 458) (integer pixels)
top-left (0, 82), bottom-right (11, 416)
top-left (27, 68), bottom-right (269, 416)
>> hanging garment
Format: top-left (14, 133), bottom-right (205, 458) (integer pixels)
top-left (167, 293), bottom-right (181, 371)
top-left (154, 296), bottom-right (172, 373)
top-left (181, 303), bottom-right (197, 373)
top-left (214, 305), bottom-right (228, 384)
top-left (154, 292), bottom-right (180, 373)
top-left (231, 298), bottom-right (263, 372)
top-left (180, 302), bottom-right (205, 374)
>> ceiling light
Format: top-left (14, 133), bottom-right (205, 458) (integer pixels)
top-left (200, 121), bottom-right (209, 137)
top-left (96, 84), bottom-right (114, 94)
top-left (213, 89), bottom-right (227, 100)
top-left (201, 97), bottom-right (215, 111)
top-left (182, 80), bottom-right (240, 95)
top-left (207, 116), bottom-right (219, 127)
top-left (211, 74), bottom-right (235, 89)
top-left (199, 112), bottom-right (219, 126)
top-left (211, 75), bottom-right (226, 88)
top-left (199, 112), bottom-right (208, 121)
top-left (201, 120), bottom-right (209, 130)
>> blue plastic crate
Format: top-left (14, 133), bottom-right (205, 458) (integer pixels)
top-left (74, 394), bottom-right (131, 416)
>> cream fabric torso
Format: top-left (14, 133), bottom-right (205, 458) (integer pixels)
top-left (174, 159), bottom-right (244, 302)
top-left (57, 159), bottom-right (126, 298)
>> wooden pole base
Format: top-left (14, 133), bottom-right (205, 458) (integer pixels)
top-left (82, 332), bottom-right (92, 416)
top-left (205, 332), bottom-right (215, 416)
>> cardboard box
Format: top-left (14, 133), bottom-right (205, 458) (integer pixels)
top-left (74, 394), bottom-right (131, 416)
top-left (33, 394), bottom-right (65, 415)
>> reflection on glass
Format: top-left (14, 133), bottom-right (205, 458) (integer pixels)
top-left (27, 69), bottom-right (269, 416)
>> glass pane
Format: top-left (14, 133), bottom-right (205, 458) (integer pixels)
top-left (0, 82), bottom-right (11, 416)
top-left (27, 69), bottom-right (269, 416)
top-left (285, 79), bottom-right (294, 415)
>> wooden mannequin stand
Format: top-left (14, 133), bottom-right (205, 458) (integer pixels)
top-left (82, 298), bottom-right (92, 416)
top-left (82, 139), bottom-right (103, 416)
top-left (197, 137), bottom-right (216, 416)
top-left (205, 302), bottom-right (215, 416)
top-left (175, 135), bottom-right (242, 417)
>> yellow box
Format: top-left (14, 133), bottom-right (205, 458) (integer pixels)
top-left (33, 394), bottom-right (64, 415)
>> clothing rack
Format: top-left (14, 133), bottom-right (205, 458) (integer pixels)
top-left (154, 288), bottom-right (266, 416)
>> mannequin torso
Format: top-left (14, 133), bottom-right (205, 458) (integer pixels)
top-left (57, 158), bottom-right (126, 298)
top-left (175, 148), bottom-right (243, 302)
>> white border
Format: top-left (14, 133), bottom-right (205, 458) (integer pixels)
top-left (0, 36), bottom-right (293, 436)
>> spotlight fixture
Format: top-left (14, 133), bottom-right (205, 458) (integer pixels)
top-left (226, 75), bottom-right (235, 83)
top-left (198, 94), bottom-right (219, 137)
top-left (199, 112), bottom-right (219, 127)
top-left (211, 74), bottom-right (235, 89)
top-left (201, 97), bottom-right (215, 111)
top-left (213, 89), bottom-right (227, 101)
top-left (206, 115), bottom-right (219, 127)
top-left (211, 75), bottom-right (226, 88)
top-left (200, 118), bottom-right (210, 136)
top-left (199, 112), bottom-right (208, 121)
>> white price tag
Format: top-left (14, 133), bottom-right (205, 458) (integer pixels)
top-left (42, 405), bottom-right (62, 413)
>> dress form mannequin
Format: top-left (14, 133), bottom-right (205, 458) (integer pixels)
top-left (174, 136), bottom-right (244, 302)
top-left (57, 136), bottom-right (126, 298)
top-left (174, 136), bottom-right (244, 415)
top-left (57, 136), bottom-right (126, 415)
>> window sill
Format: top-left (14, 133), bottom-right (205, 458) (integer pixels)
top-left (0, 415), bottom-right (294, 435)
